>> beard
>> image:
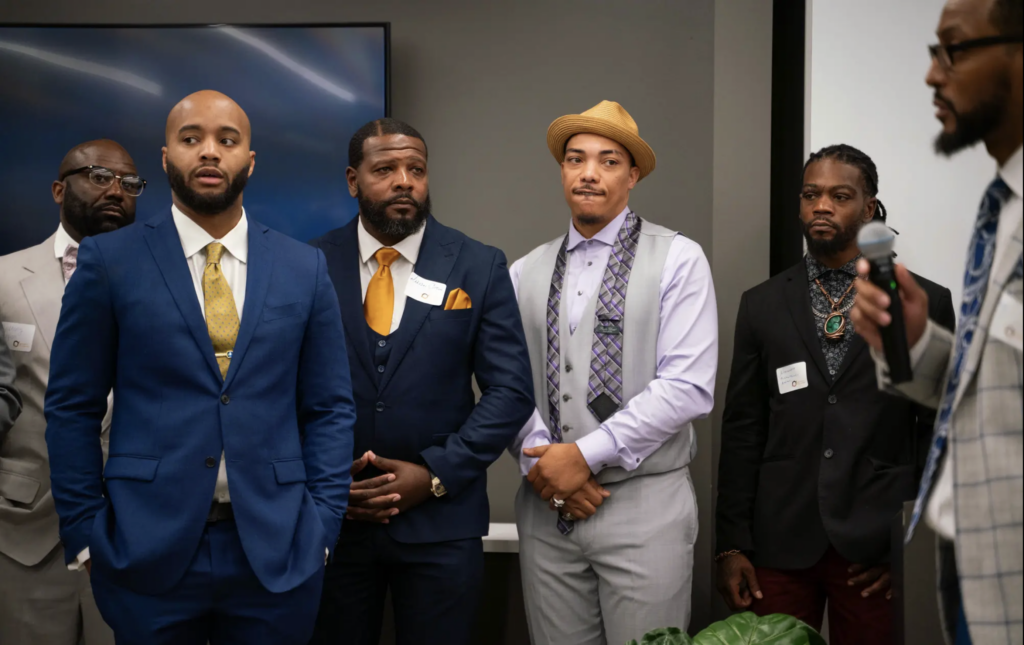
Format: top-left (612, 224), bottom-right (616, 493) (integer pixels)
top-left (934, 77), bottom-right (1011, 156)
top-left (358, 188), bottom-right (431, 239)
top-left (802, 213), bottom-right (864, 259)
top-left (62, 182), bottom-right (134, 238)
top-left (166, 159), bottom-right (249, 216)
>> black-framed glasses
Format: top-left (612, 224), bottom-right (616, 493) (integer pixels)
top-left (60, 165), bottom-right (147, 197)
top-left (929, 35), bottom-right (1024, 70)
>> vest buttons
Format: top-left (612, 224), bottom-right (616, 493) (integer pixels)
top-left (824, 448), bottom-right (834, 459)
top-left (220, 394), bottom-right (230, 405)
top-left (562, 425), bottom-right (572, 434)
top-left (566, 363), bottom-right (573, 373)
top-left (377, 365), bottom-right (385, 373)
top-left (375, 402), bottom-right (385, 413)
top-left (205, 457), bottom-right (217, 468)
top-left (378, 339), bottom-right (387, 347)
top-left (563, 394), bottom-right (572, 402)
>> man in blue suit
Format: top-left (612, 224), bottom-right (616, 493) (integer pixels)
top-left (309, 118), bottom-right (534, 645)
top-left (44, 90), bottom-right (356, 645)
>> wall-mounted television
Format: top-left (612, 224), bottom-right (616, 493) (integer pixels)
top-left (0, 23), bottom-right (390, 255)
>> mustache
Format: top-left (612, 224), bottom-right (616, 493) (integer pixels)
top-left (934, 92), bottom-right (955, 112)
top-left (383, 193), bottom-right (426, 208)
top-left (809, 218), bottom-right (837, 229)
top-left (94, 201), bottom-right (126, 216)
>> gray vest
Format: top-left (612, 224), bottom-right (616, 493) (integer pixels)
top-left (518, 219), bottom-right (696, 485)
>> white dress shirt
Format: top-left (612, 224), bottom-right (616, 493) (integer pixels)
top-left (54, 222), bottom-right (78, 283)
top-left (509, 207), bottom-right (719, 476)
top-left (356, 216), bottom-right (426, 333)
top-left (926, 145), bottom-right (1023, 541)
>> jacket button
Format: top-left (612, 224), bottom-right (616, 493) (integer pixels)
top-left (220, 394), bottom-right (230, 405)
top-left (824, 448), bottom-right (834, 459)
top-left (828, 395), bottom-right (837, 404)
top-left (205, 457), bottom-right (217, 468)
top-left (375, 402), bottom-right (385, 412)
top-left (377, 365), bottom-right (385, 373)
top-left (378, 339), bottom-right (387, 347)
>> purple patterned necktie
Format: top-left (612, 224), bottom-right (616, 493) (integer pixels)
top-left (62, 244), bottom-right (78, 283)
top-left (545, 212), bottom-right (641, 535)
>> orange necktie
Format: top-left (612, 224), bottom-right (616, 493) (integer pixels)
top-left (364, 247), bottom-right (401, 335)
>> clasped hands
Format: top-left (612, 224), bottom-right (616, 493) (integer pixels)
top-left (345, 451), bottom-right (433, 523)
top-left (523, 443), bottom-right (610, 521)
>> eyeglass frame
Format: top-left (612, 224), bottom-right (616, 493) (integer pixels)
top-left (59, 165), bottom-right (147, 197)
top-left (928, 35), bottom-right (1024, 71)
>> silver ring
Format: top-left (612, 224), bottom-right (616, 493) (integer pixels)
top-left (552, 497), bottom-right (566, 509)
top-left (561, 512), bottom-right (575, 522)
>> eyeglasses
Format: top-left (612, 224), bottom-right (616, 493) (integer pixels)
top-left (928, 35), bottom-right (1023, 71)
top-left (60, 165), bottom-right (147, 197)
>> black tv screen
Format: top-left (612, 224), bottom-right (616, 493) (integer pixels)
top-left (0, 24), bottom-right (389, 255)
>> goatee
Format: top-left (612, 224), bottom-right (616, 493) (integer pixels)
top-left (934, 79), bottom-right (1010, 156)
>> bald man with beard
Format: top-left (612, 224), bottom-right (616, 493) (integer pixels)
top-left (44, 90), bottom-right (356, 645)
top-left (0, 138), bottom-right (141, 645)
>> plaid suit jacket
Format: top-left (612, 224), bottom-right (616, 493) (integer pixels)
top-left (877, 215), bottom-right (1023, 644)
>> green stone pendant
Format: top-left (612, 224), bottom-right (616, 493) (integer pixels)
top-left (824, 313), bottom-right (845, 340)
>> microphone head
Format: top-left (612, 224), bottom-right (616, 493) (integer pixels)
top-left (858, 221), bottom-right (896, 262)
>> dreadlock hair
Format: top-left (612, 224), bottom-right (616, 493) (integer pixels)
top-left (348, 118), bottom-right (427, 170)
top-left (803, 144), bottom-right (888, 223)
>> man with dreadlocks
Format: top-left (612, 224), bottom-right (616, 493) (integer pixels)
top-left (715, 144), bottom-right (956, 644)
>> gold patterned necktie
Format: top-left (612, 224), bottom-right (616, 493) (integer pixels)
top-left (203, 242), bottom-right (240, 379)
top-left (364, 247), bottom-right (401, 336)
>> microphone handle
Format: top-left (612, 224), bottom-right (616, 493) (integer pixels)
top-left (868, 259), bottom-right (913, 384)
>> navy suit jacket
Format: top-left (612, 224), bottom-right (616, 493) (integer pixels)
top-left (311, 216), bottom-right (533, 544)
top-left (44, 209), bottom-right (356, 595)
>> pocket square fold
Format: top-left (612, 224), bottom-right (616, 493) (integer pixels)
top-left (443, 288), bottom-right (472, 311)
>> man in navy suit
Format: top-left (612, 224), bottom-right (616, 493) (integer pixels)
top-left (309, 118), bottom-right (534, 645)
top-left (44, 90), bottom-right (356, 645)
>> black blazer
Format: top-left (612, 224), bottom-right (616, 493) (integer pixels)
top-left (310, 216), bottom-right (535, 545)
top-left (715, 260), bottom-right (956, 569)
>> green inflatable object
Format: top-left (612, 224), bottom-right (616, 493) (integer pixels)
top-left (628, 613), bottom-right (826, 645)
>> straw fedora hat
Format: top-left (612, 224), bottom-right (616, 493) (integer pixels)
top-left (546, 100), bottom-right (656, 180)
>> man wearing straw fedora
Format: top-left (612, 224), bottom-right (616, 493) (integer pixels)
top-left (509, 100), bottom-right (718, 644)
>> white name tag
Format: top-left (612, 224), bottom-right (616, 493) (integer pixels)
top-left (776, 361), bottom-right (809, 394)
top-left (406, 273), bottom-right (446, 307)
top-left (990, 291), bottom-right (1023, 352)
top-left (2, 322), bottom-right (36, 353)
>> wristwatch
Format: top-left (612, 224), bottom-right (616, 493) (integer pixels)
top-left (429, 471), bottom-right (447, 498)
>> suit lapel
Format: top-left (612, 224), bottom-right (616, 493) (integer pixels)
top-left (223, 220), bottom-right (273, 390)
top-left (379, 217), bottom-right (461, 392)
top-left (784, 264), bottom-right (831, 383)
top-left (143, 209), bottom-right (222, 382)
top-left (832, 334), bottom-right (867, 385)
top-left (326, 219), bottom-right (376, 383)
top-left (19, 236), bottom-right (64, 352)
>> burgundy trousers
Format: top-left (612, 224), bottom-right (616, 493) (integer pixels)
top-left (752, 545), bottom-right (892, 645)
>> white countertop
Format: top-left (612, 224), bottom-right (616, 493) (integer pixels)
top-left (482, 522), bottom-right (519, 553)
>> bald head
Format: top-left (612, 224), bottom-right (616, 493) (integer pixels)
top-left (165, 90), bottom-right (251, 145)
top-left (162, 90), bottom-right (255, 218)
top-left (58, 139), bottom-right (135, 179)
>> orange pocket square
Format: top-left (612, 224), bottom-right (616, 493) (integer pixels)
top-left (443, 288), bottom-right (472, 311)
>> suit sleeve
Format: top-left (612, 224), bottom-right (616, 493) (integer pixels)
top-left (0, 327), bottom-right (21, 446)
top-left (297, 248), bottom-right (356, 548)
top-left (44, 238), bottom-right (116, 563)
top-left (420, 249), bottom-right (535, 498)
top-left (715, 292), bottom-right (770, 555)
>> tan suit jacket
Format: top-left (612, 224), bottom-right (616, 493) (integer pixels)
top-left (0, 234), bottom-right (111, 566)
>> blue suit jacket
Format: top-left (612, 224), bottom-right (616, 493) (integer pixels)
top-left (44, 209), bottom-right (356, 595)
top-left (311, 216), bottom-right (533, 544)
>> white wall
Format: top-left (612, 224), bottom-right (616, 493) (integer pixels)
top-left (807, 0), bottom-right (1000, 310)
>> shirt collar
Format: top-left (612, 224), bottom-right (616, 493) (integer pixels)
top-left (998, 145), bottom-right (1023, 200)
top-left (356, 215), bottom-right (426, 266)
top-left (805, 253), bottom-right (860, 281)
top-left (566, 206), bottom-right (631, 251)
top-left (53, 221), bottom-right (78, 259)
top-left (171, 204), bottom-right (248, 263)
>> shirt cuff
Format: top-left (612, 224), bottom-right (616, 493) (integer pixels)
top-left (68, 547), bottom-right (90, 572)
top-left (520, 433), bottom-right (552, 477)
top-left (910, 320), bottom-right (934, 367)
top-left (575, 428), bottom-right (621, 474)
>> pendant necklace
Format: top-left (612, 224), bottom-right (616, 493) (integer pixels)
top-left (814, 279), bottom-right (855, 340)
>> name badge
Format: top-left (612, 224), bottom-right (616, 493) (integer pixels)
top-left (776, 361), bottom-right (808, 395)
top-left (2, 322), bottom-right (36, 353)
top-left (990, 291), bottom-right (1023, 352)
top-left (406, 273), bottom-right (446, 307)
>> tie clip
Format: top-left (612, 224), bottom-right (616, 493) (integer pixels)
top-left (215, 351), bottom-right (234, 358)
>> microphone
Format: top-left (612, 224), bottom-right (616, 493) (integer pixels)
top-left (858, 222), bottom-right (913, 384)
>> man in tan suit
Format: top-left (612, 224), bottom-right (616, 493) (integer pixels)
top-left (0, 139), bottom-right (144, 645)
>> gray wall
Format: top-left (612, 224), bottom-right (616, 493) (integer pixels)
top-left (2, 0), bottom-right (772, 634)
